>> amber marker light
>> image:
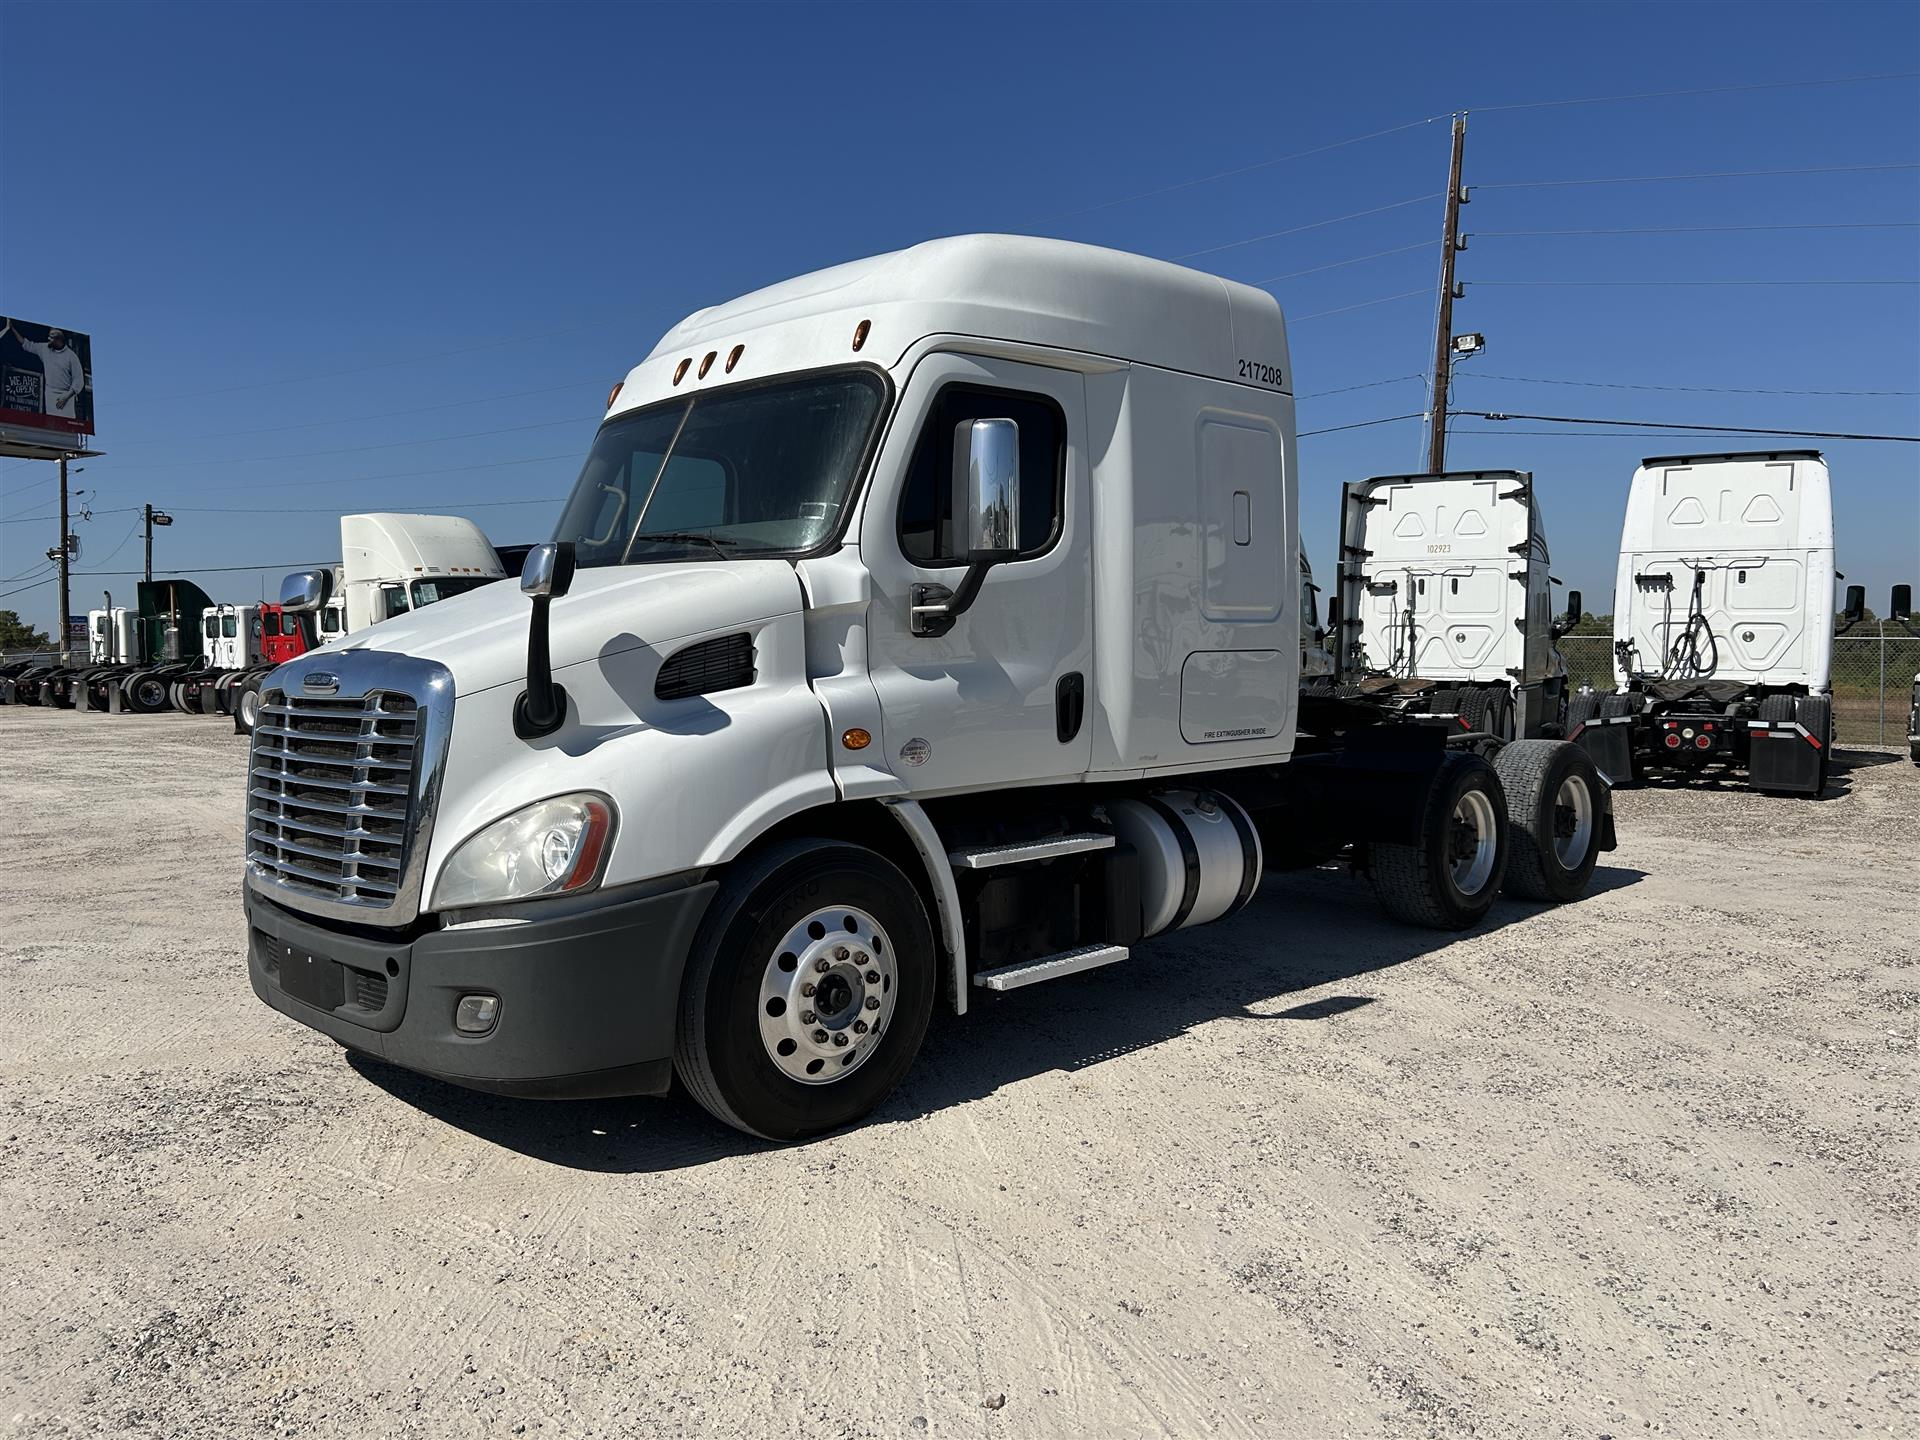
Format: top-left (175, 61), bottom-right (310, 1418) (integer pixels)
top-left (726, 344), bottom-right (744, 373)
top-left (606, 381), bottom-right (624, 410)
top-left (698, 350), bottom-right (717, 378)
top-left (851, 319), bottom-right (870, 352)
top-left (673, 357), bottom-right (691, 385)
top-left (841, 728), bottom-right (872, 750)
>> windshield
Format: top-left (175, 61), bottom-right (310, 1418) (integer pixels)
top-left (553, 369), bottom-right (887, 567)
top-left (411, 576), bottom-right (495, 607)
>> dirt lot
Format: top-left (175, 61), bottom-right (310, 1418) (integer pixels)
top-left (0, 708), bottom-right (1914, 1440)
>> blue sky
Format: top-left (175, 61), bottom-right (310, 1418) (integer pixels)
top-left (2, 0), bottom-right (1915, 635)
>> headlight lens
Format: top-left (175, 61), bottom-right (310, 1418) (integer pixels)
top-left (433, 792), bottom-right (615, 909)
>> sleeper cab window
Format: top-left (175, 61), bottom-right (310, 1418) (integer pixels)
top-left (897, 384), bottom-right (1065, 566)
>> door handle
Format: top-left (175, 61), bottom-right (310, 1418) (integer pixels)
top-left (1056, 672), bottom-right (1085, 744)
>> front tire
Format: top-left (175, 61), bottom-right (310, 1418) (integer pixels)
top-left (1370, 752), bottom-right (1509, 930)
top-left (236, 680), bottom-right (264, 733)
top-left (674, 839), bottom-right (936, 1141)
top-left (1495, 740), bottom-right (1602, 902)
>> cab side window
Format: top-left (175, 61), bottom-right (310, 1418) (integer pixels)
top-left (897, 385), bottom-right (1064, 565)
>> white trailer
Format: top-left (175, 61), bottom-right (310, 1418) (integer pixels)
top-left (244, 235), bottom-right (1614, 1140)
top-left (1322, 469), bottom-right (1576, 739)
top-left (1572, 450), bottom-right (1852, 794)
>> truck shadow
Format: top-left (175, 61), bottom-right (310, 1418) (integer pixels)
top-left (347, 862), bottom-right (1643, 1173)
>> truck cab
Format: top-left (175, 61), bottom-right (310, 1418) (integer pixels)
top-left (1573, 451), bottom-right (1839, 794)
top-left (246, 235), bottom-right (1610, 1140)
top-left (340, 513), bottom-right (504, 632)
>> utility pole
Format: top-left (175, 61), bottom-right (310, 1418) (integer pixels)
top-left (57, 456), bottom-right (71, 662)
top-left (1425, 113), bottom-right (1468, 474)
top-left (143, 503), bottom-right (173, 582)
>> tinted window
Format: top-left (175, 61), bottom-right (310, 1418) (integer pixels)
top-left (321, 609), bottom-right (342, 635)
top-left (898, 386), bottom-right (1063, 565)
top-left (221, 615), bottom-right (238, 638)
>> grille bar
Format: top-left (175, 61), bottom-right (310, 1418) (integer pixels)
top-left (247, 688), bottom-right (422, 909)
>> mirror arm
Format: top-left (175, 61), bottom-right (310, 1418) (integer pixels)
top-left (909, 554), bottom-right (1012, 639)
top-left (514, 594), bottom-right (569, 739)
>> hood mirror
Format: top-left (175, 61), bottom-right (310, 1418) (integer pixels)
top-left (280, 568), bottom-right (331, 613)
top-left (515, 542), bottom-right (576, 741)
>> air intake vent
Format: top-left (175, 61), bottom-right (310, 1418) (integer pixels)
top-left (656, 632), bottom-right (755, 701)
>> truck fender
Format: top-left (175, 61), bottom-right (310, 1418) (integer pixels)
top-left (879, 799), bottom-right (970, 1016)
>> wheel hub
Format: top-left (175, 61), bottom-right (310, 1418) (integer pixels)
top-left (758, 905), bottom-right (896, 1085)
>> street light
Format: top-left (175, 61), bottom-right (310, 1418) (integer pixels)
top-left (144, 505), bottom-right (174, 582)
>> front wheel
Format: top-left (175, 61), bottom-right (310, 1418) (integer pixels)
top-left (1495, 740), bottom-right (1603, 902)
top-left (674, 839), bottom-right (936, 1141)
top-left (236, 680), bottom-right (264, 733)
top-left (1370, 752), bottom-right (1509, 930)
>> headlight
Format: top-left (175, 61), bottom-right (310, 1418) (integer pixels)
top-left (433, 792), bottom-right (615, 909)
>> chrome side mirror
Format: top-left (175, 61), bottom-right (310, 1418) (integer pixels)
top-left (521, 541), bottom-right (577, 599)
top-left (962, 419), bottom-right (1021, 559)
top-left (280, 569), bottom-right (331, 612)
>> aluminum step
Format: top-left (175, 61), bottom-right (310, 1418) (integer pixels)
top-left (947, 833), bottom-right (1114, 870)
top-left (973, 944), bottom-right (1130, 992)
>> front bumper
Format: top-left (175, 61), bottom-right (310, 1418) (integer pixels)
top-left (247, 878), bottom-right (718, 1098)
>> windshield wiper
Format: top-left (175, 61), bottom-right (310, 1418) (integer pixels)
top-left (630, 530), bottom-right (740, 560)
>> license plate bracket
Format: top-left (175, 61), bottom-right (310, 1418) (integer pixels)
top-left (278, 943), bottom-right (345, 1011)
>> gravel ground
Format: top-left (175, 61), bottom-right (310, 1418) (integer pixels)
top-left (1, 707), bottom-right (1914, 1439)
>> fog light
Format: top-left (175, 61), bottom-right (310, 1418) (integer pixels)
top-left (455, 993), bottom-right (499, 1034)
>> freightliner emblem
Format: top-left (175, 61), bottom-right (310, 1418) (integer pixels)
top-left (303, 672), bottom-right (340, 694)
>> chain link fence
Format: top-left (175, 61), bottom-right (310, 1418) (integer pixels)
top-left (1558, 628), bottom-right (1919, 748)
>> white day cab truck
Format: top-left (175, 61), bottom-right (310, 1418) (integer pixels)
top-left (232, 512), bottom-right (504, 732)
top-left (1569, 451), bottom-right (1907, 796)
top-left (244, 236), bottom-right (1615, 1141)
top-left (1308, 468), bottom-right (1577, 741)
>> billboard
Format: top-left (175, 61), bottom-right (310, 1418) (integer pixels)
top-left (0, 317), bottom-right (94, 437)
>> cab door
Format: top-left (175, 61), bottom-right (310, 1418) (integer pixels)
top-left (861, 353), bottom-right (1091, 794)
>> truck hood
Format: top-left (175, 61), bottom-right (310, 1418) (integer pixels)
top-left (315, 560), bottom-right (805, 696)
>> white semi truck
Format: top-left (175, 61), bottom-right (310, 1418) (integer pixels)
top-left (1315, 469), bottom-right (1576, 739)
top-left (1570, 450), bottom-right (1856, 795)
top-left (245, 235), bottom-right (1614, 1141)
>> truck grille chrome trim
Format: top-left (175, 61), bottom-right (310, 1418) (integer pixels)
top-left (244, 653), bottom-right (453, 927)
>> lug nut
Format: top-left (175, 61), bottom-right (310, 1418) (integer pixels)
top-left (801, 981), bottom-right (816, 996)
top-left (834, 946), bottom-right (849, 961)
top-left (854, 951), bottom-right (868, 965)
top-left (814, 957), bottom-right (831, 973)
top-left (832, 1033), bottom-right (849, 1047)
top-left (853, 1020), bottom-right (868, 1034)
top-left (864, 995), bottom-right (880, 1011)
top-left (864, 970), bottom-right (880, 984)
top-left (800, 1010), bottom-right (817, 1024)
top-left (811, 1029), bottom-right (829, 1043)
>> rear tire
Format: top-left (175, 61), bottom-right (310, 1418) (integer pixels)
top-left (1494, 740), bottom-right (1603, 902)
top-left (1565, 690), bottom-right (1599, 734)
top-left (236, 680), bottom-right (264, 733)
top-left (1370, 752), bottom-right (1509, 930)
top-left (124, 670), bottom-right (170, 713)
top-left (1757, 693), bottom-right (1796, 725)
top-left (1598, 691), bottom-right (1639, 720)
top-left (674, 839), bottom-right (936, 1142)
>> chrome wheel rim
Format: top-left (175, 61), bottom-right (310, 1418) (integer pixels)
top-left (1448, 789), bottom-right (1499, 895)
top-left (758, 905), bottom-right (896, 1085)
top-left (1552, 775), bottom-right (1593, 868)
top-left (240, 689), bottom-right (259, 727)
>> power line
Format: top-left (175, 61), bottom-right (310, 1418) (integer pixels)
top-left (148, 450), bottom-right (582, 497)
top-left (1471, 221), bottom-right (1920, 237)
top-left (1173, 195), bottom-right (1440, 260)
top-left (1460, 409), bottom-right (1920, 442)
top-left (123, 414), bottom-right (599, 470)
top-left (1036, 117), bottom-right (1441, 223)
top-left (69, 561), bottom-right (331, 577)
top-left (1473, 70), bottom-right (1920, 114)
top-left (1477, 162), bottom-right (1920, 190)
top-left (1249, 241), bottom-right (1435, 284)
top-left (1299, 413), bottom-right (1425, 437)
top-left (1472, 277), bottom-right (1919, 287)
top-left (1290, 289), bottom-right (1431, 323)
top-left (0, 576), bottom-right (54, 602)
top-left (1297, 374), bottom-right (1424, 399)
top-left (167, 496), bottom-right (567, 515)
top-left (1456, 371), bottom-right (1919, 398)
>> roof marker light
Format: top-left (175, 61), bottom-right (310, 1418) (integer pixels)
top-left (726, 344), bottom-right (744, 374)
top-left (852, 319), bottom-right (870, 352)
top-left (673, 358), bottom-right (691, 385)
top-left (698, 351), bottom-right (717, 379)
top-left (606, 381), bottom-right (624, 410)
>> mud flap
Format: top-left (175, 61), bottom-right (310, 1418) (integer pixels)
top-left (1570, 715), bottom-right (1635, 786)
top-left (1746, 721), bottom-right (1823, 794)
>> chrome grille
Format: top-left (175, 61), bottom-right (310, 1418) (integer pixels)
top-left (248, 689), bottom-right (422, 909)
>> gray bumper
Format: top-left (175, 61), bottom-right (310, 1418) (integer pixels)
top-left (246, 879), bottom-right (718, 1099)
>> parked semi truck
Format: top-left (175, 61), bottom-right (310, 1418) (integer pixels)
top-left (1312, 469), bottom-right (1575, 740)
top-left (1571, 451), bottom-right (1855, 795)
top-left (2, 579), bottom-right (220, 711)
top-left (244, 235), bottom-right (1614, 1141)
